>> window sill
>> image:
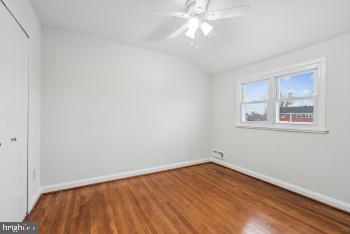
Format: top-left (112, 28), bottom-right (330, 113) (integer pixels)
top-left (236, 124), bottom-right (329, 134)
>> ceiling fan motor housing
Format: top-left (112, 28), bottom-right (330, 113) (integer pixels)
top-left (186, 0), bottom-right (208, 15)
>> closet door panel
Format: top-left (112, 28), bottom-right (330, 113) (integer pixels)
top-left (0, 2), bottom-right (29, 221)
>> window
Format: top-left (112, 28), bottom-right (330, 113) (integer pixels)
top-left (237, 58), bottom-right (327, 133)
top-left (276, 70), bottom-right (316, 124)
top-left (241, 80), bottom-right (269, 122)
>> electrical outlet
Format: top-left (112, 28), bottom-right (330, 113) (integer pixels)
top-left (212, 150), bottom-right (224, 159)
top-left (33, 169), bottom-right (36, 180)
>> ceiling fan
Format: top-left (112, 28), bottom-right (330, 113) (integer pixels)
top-left (150, 0), bottom-right (250, 43)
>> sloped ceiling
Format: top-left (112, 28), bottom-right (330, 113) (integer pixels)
top-left (29, 0), bottom-right (350, 74)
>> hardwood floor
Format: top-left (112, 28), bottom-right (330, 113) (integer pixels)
top-left (25, 163), bottom-right (350, 234)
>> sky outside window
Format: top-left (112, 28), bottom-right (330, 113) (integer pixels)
top-left (278, 71), bottom-right (315, 98)
top-left (243, 80), bottom-right (269, 102)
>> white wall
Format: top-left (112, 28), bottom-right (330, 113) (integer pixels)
top-left (2, 0), bottom-right (42, 211)
top-left (41, 28), bottom-right (211, 186)
top-left (212, 33), bottom-right (350, 205)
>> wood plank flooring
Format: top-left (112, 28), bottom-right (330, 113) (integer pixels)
top-left (25, 163), bottom-right (350, 233)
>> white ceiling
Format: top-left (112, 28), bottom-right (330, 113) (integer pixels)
top-left (29, 0), bottom-right (350, 74)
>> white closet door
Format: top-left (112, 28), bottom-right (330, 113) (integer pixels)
top-left (0, 2), bottom-right (29, 221)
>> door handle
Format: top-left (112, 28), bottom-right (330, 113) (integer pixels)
top-left (11, 137), bottom-right (17, 142)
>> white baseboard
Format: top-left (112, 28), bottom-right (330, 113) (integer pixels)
top-left (28, 189), bottom-right (42, 213)
top-left (35, 157), bottom-right (350, 214)
top-left (211, 158), bottom-right (350, 213)
top-left (41, 158), bottom-right (211, 193)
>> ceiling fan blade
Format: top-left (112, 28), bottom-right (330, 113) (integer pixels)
top-left (150, 5), bottom-right (189, 18)
top-left (168, 23), bottom-right (189, 39)
top-left (143, 18), bottom-right (187, 41)
top-left (206, 4), bottom-right (250, 20)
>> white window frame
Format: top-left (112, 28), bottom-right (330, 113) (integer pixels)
top-left (240, 79), bottom-right (270, 124)
top-left (236, 58), bottom-right (328, 134)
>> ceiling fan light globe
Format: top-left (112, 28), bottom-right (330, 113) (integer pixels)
top-left (187, 17), bottom-right (200, 31)
top-left (185, 28), bottom-right (197, 39)
top-left (200, 22), bottom-right (213, 36)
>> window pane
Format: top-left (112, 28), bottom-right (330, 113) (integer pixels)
top-left (243, 103), bottom-right (267, 122)
top-left (243, 80), bottom-right (269, 102)
top-left (277, 71), bottom-right (315, 99)
top-left (277, 99), bottom-right (314, 123)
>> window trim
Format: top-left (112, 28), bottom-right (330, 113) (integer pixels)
top-left (236, 58), bottom-right (328, 134)
top-left (240, 78), bottom-right (270, 123)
